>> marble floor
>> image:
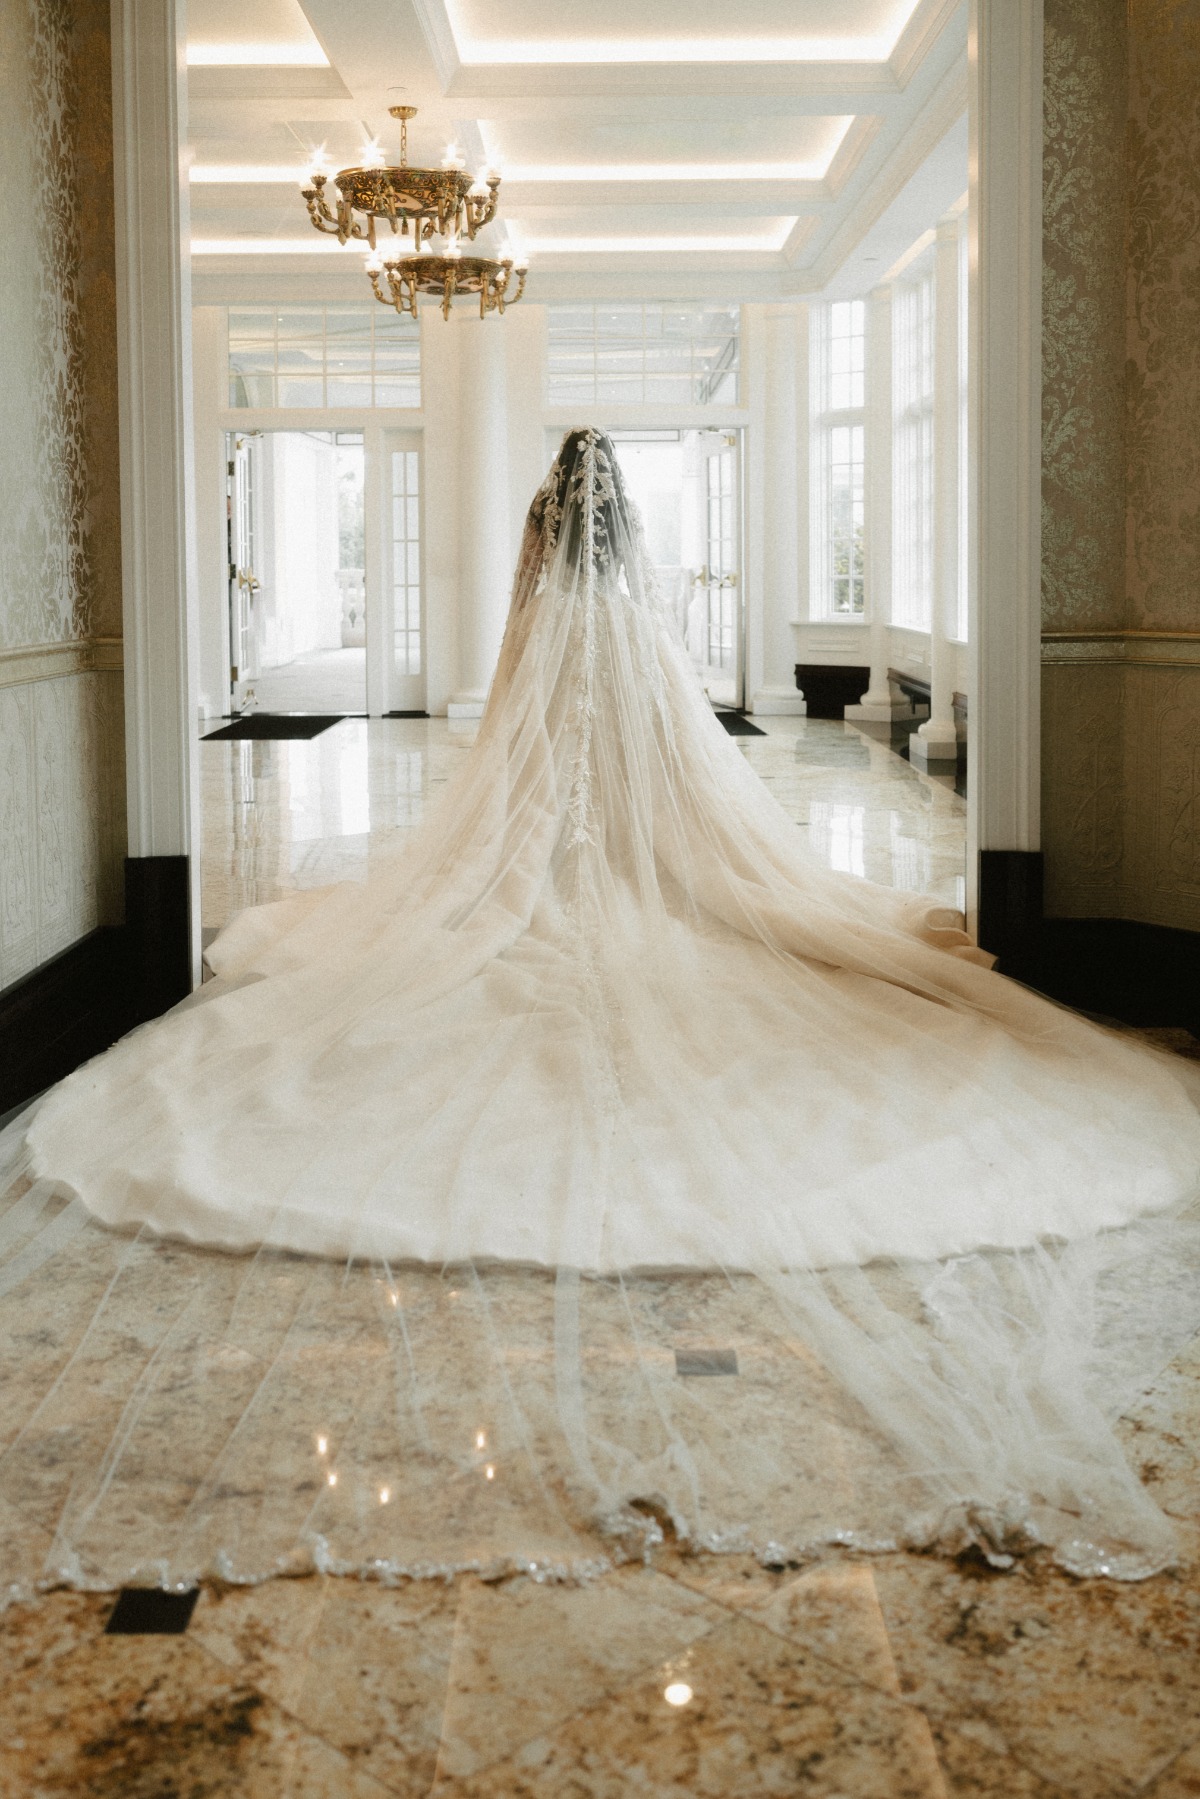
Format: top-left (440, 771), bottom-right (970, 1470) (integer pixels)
top-left (5, 720), bottom-right (1200, 1796)
top-left (238, 646), bottom-right (368, 717)
top-left (4, 1524), bottom-right (1200, 1796)
top-left (200, 712), bottom-right (967, 934)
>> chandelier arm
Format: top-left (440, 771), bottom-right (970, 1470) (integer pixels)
top-left (301, 184), bottom-right (342, 235)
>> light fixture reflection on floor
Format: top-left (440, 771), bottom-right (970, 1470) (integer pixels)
top-left (664, 1682), bottom-right (693, 1707)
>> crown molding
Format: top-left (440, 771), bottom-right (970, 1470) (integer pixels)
top-left (825, 114), bottom-right (884, 199)
top-left (408, 0), bottom-right (461, 92)
top-left (890, 0), bottom-right (966, 88)
top-left (802, 56), bottom-right (967, 290)
top-left (186, 65), bottom-right (351, 100)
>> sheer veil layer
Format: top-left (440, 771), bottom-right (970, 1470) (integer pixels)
top-left (3, 427), bottom-right (1199, 1594)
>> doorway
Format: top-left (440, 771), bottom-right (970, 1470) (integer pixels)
top-left (224, 427), bottom-right (424, 719)
top-left (588, 428), bottom-right (745, 709)
top-left (227, 429), bottom-right (366, 714)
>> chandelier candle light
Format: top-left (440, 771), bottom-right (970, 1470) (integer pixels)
top-left (299, 106), bottom-right (528, 319)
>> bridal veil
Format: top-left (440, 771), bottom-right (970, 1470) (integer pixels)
top-left (2, 426), bottom-right (1199, 1597)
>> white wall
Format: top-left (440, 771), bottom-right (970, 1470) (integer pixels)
top-left (192, 307), bottom-right (229, 722)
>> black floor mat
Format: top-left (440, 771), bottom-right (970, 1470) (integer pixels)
top-left (106, 1588), bottom-right (199, 1634)
top-left (714, 709), bottom-right (766, 737)
top-left (202, 713), bottom-right (347, 742)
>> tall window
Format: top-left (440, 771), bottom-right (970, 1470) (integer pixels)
top-left (547, 304), bottom-right (740, 406)
top-left (228, 305), bottom-right (420, 408)
top-left (811, 300), bottom-right (865, 617)
top-left (892, 273), bottom-right (934, 630)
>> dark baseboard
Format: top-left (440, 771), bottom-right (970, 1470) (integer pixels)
top-left (795, 664), bottom-right (869, 719)
top-left (0, 927), bottom-right (133, 1116)
top-left (978, 850), bottom-right (1045, 962)
top-left (975, 851), bottom-right (1200, 1027)
top-left (1002, 917), bottom-right (1200, 1032)
top-left (125, 855), bottom-right (192, 1024)
top-left (0, 854), bottom-right (193, 1117)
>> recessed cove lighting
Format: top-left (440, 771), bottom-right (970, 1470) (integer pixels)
top-left (458, 35), bottom-right (899, 63)
top-left (186, 42), bottom-right (329, 66)
top-left (502, 159), bottom-right (834, 185)
top-left (191, 238), bottom-right (355, 255)
top-left (190, 166), bottom-right (307, 184)
top-left (442, 0), bottom-right (922, 65)
top-left (521, 225), bottom-right (797, 255)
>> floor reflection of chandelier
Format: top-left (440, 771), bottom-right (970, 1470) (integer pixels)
top-left (299, 105), bottom-right (527, 319)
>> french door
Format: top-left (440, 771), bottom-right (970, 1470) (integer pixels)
top-left (688, 430), bottom-right (743, 708)
top-left (365, 428), bottom-right (425, 714)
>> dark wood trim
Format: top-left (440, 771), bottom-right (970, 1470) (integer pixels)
top-left (794, 664), bottom-right (869, 719)
top-left (125, 855), bottom-right (192, 1024)
top-left (0, 855), bottom-right (193, 1116)
top-left (1003, 917), bottom-right (1200, 1032)
top-left (979, 849), bottom-right (1200, 1029)
top-left (0, 927), bottom-right (133, 1116)
top-left (978, 849), bottom-right (1044, 962)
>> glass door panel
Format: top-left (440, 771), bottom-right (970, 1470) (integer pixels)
top-left (379, 430), bottom-right (425, 714)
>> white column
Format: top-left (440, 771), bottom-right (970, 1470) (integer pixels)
top-left (112, 0), bottom-right (200, 987)
top-left (967, 0), bottom-right (1043, 932)
top-left (753, 306), bottom-right (806, 715)
top-left (846, 283), bottom-right (914, 725)
top-left (911, 217), bottom-right (963, 771)
top-left (449, 315), bottom-right (510, 718)
top-left (191, 306), bottom-right (228, 723)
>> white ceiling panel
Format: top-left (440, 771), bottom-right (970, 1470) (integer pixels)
top-left (187, 0), bottom-right (326, 58)
top-left (185, 0), bottom-right (967, 300)
top-left (481, 115), bottom-right (853, 177)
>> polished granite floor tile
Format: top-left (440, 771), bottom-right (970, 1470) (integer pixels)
top-left (0, 1589), bottom-right (396, 1798)
top-left (199, 715), bottom-right (967, 932)
top-left (9, 1548), bottom-right (1200, 1798)
top-left (867, 1539), bottom-right (1200, 1796)
top-left (441, 1609), bottom-right (1054, 1799)
top-left (1149, 1739), bottom-right (1200, 1797)
top-left (433, 1567), bottom-right (725, 1784)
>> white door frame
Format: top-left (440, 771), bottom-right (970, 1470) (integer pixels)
top-left (966, 0), bottom-right (1044, 939)
top-left (114, 3), bottom-right (1045, 989)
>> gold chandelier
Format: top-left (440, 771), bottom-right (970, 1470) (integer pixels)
top-left (299, 106), bottom-right (527, 320)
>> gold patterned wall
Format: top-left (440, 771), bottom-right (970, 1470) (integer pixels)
top-left (1042, 0), bottom-right (1200, 931)
top-left (0, 0), bottom-right (124, 991)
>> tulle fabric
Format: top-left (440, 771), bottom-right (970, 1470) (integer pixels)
top-left (3, 427), bottom-right (1200, 1600)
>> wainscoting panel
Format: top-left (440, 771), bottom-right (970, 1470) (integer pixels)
top-left (0, 669), bottom-right (124, 994)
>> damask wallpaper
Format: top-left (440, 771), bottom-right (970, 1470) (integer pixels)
top-left (1041, 0), bottom-right (1200, 932)
top-left (0, 0), bottom-right (124, 992)
top-left (1126, 0), bottom-right (1200, 630)
top-left (1041, 0), bottom-right (1127, 633)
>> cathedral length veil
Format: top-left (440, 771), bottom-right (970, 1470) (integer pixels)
top-left (3, 426), bottom-right (1200, 1597)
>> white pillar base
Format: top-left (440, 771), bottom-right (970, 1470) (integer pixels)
top-left (447, 692), bottom-right (487, 720)
top-left (844, 698), bottom-right (922, 724)
top-left (909, 728), bottom-right (960, 769)
top-left (750, 687), bottom-right (807, 716)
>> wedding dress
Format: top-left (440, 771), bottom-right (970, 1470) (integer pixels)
top-left (3, 427), bottom-right (1200, 1593)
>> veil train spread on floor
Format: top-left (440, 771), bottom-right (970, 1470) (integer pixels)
top-left (2, 427), bottom-right (1200, 1597)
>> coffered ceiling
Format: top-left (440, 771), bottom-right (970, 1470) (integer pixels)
top-left (186, 0), bottom-right (967, 301)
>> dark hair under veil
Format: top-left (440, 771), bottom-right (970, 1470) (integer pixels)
top-left (525, 427), bottom-right (637, 578)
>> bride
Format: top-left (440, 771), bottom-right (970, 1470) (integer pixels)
top-left (8, 426), bottom-right (1200, 1585)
